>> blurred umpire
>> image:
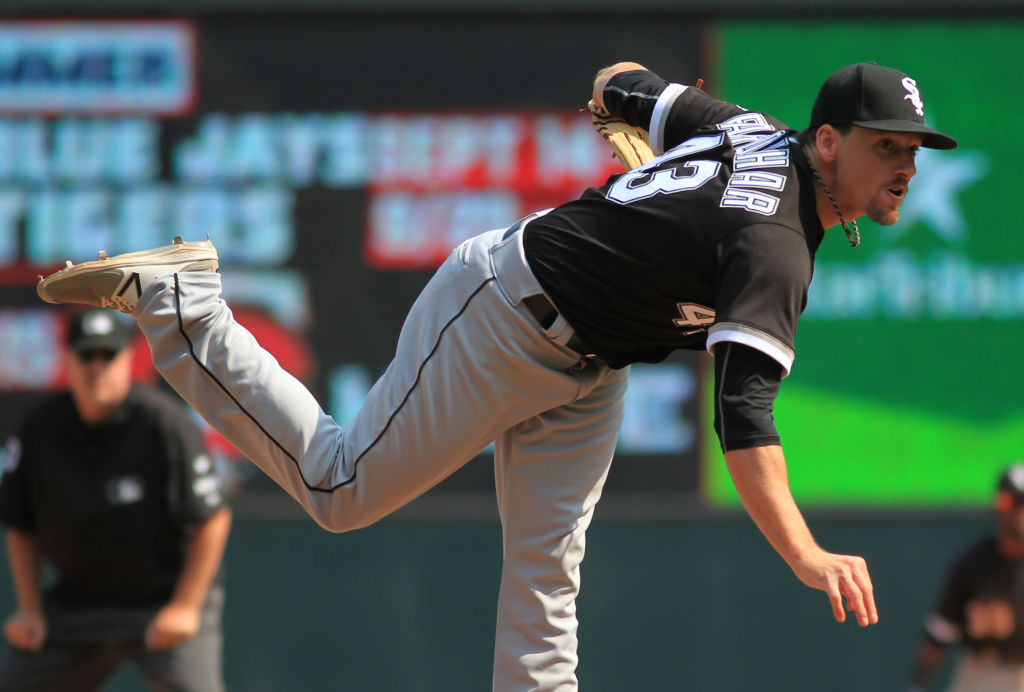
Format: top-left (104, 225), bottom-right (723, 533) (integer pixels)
top-left (0, 309), bottom-right (232, 692)
top-left (907, 463), bottom-right (1024, 692)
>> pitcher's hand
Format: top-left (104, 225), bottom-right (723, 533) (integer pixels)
top-left (792, 549), bottom-right (878, 626)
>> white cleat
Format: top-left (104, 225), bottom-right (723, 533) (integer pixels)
top-left (37, 236), bottom-right (219, 315)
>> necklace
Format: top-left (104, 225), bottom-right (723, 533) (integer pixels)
top-left (806, 160), bottom-right (860, 248)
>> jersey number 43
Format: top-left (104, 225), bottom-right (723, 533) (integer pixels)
top-left (605, 135), bottom-right (723, 204)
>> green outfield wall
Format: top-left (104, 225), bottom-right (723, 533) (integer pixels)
top-left (0, 512), bottom-right (988, 692)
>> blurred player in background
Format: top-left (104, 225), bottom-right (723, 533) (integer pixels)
top-left (0, 309), bottom-right (232, 692)
top-left (907, 463), bottom-right (1024, 692)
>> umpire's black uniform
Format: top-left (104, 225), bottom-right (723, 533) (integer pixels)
top-left (0, 384), bottom-right (227, 691)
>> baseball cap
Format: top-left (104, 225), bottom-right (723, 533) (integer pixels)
top-left (998, 463), bottom-right (1024, 497)
top-left (66, 309), bottom-right (135, 354)
top-left (810, 62), bottom-right (958, 150)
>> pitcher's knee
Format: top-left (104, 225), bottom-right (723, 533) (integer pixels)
top-left (306, 500), bottom-right (387, 534)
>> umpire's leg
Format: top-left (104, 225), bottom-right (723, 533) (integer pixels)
top-left (0, 641), bottom-right (124, 692)
top-left (131, 585), bottom-right (226, 692)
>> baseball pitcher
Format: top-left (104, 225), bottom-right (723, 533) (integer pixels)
top-left (35, 60), bottom-right (956, 691)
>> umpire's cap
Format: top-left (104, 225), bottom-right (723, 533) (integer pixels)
top-left (66, 309), bottom-right (135, 354)
top-left (810, 62), bottom-right (958, 150)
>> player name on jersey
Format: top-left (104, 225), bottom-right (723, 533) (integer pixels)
top-left (719, 114), bottom-right (790, 217)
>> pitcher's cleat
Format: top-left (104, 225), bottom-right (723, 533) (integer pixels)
top-left (37, 236), bottom-right (219, 314)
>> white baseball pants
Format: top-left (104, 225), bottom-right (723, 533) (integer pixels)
top-left (134, 223), bottom-right (628, 692)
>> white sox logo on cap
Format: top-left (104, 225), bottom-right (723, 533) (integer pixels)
top-left (901, 77), bottom-right (925, 117)
top-left (809, 62), bottom-right (958, 150)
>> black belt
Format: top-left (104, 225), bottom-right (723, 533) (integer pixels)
top-left (501, 213), bottom-right (535, 241)
top-left (522, 294), bottom-right (559, 330)
top-left (502, 214), bottom-right (600, 361)
top-left (521, 293), bottom-right (598, 360)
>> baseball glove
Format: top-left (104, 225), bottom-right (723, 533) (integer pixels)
top-left (587, 99), bottom-right (655, 171)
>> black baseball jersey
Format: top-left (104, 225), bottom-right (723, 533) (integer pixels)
top-left (0, 384), bottom-right (225, 609)
top-left (925, 535), bottom-right (1024, 662)
top-left (523, 70), bottom-right (825, 373)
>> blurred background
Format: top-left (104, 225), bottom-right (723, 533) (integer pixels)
top-left (0, 0), bottom-right (1019, 689)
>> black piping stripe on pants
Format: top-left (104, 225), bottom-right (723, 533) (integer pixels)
top-left (171, 272), bottom-right (498, 494)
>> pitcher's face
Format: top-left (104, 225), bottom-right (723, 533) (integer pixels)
top-left (833, 126), bottom-right (922, 226)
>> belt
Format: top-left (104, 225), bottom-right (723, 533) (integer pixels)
top-left (498, 212), bottom-right (601, 362)
top-left (522, 290), bottom-right (597, 360)
top-left (521, 293), bottom-right (559, 330)
top-left (501, 213), bottom-right (535, 241)
top-left (520, 284), bottom-right (598, 360)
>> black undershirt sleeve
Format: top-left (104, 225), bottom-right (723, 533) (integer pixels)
top-left (713, 341), bottom-right (784, 453)
top-left (602, 70), bottom-right (669, 129)
top-left (603, 70), bottom-right (748, 149)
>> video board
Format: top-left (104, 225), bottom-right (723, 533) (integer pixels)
top-left (0, 16), bottom-right (707, 504)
